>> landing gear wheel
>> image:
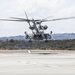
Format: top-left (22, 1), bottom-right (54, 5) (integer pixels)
top-left (45, 40), bottom-right (48, 42)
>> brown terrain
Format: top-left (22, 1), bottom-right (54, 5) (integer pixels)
top-left (0, 50), bottom-right (75, 53)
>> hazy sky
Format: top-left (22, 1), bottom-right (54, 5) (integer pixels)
top-left (0, 0), bottom-right (75, 37)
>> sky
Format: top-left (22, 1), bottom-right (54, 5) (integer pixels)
top-left (0, 0), bottom-right (75, 37)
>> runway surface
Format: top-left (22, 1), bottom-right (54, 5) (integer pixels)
top-left (0, 50), bottom-right (75, 75)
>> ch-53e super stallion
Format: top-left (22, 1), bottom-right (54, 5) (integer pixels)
top-left (0, 12), bottom-right (75, 42)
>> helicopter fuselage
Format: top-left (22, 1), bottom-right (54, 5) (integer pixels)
top-left (25, 21), bottom-right (51, 41)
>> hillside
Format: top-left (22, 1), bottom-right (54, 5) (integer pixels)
top-left (52, 33), bottom-right (75, 40)
top-left (0, 33), bottom-right (75, 40)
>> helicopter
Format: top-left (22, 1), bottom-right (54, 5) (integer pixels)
top-left (0, 12), bottom-right (75, 42)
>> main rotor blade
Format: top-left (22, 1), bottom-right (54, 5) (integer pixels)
top-left (42, 16), bottom-right (53, 20)
top-left (25, 11), bottom-right (29, 20)
top-left (24, 11), bottom-right (31, 26)
top-left (42, 17), bottom-right (75, 22)
top-left (0, 18), bottom-right (41, 23)
top-left (10, 17), bottom-right (27, 20)
top-left (0, 19), bottom-right (28, 22)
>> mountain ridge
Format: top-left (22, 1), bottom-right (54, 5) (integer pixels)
top-left (0, 33), bottom-right (75, 40)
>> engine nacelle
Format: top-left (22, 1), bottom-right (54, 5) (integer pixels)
top-left (44, 25), bottom-right (48, 30)
top-left (39, 26), bottom-right (43, 30)
top-left (29, 26), bottom-right (35, 30)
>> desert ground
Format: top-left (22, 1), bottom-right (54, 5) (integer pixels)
top-left (0, 50), bottom-right (75, 75)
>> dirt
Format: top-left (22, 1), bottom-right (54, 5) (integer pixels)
top-left (0, 50), bottom-right (75, 53)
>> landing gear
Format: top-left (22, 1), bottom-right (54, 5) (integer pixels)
top-left (29, 38), bottom-right (32, 43)
top-left (29, 40), bottom-right (32, 43)
top-left (24, 31), bottom-right (29, 39)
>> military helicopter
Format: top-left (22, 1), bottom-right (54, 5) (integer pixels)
top-left (0, 12), bottom-right (75, 42)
